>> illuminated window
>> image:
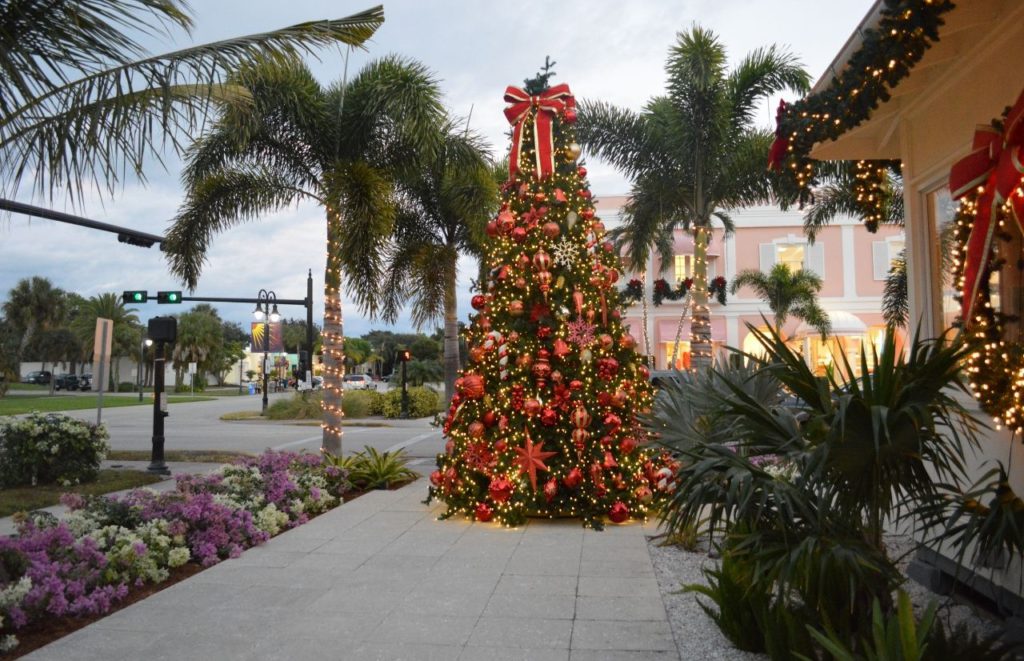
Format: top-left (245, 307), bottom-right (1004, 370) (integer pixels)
top-left (674, 254), bottom-right (695, 282)
top-left (776, 243), bottom-right (805, 272)
top-left (663, 341), bottom-right (691, 370)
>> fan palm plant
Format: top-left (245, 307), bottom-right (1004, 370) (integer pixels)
top-left (379, 122), bottom-right (498, 403)
top-left (0, 0), bottom-right (384, 203)
top-left (164, 56), bottom-right (447, 453)
top-left (1, 276), bottom-right (67, 370)
top-left (68, 292), bottom-right (141, 386)
top-left (729, 263), bottom-right (831, 339)
top-left (579, 26), bottom-right (810, 369)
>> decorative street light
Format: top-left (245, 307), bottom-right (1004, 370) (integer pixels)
top-left (138, 333), bottom-right (153, 402)
top-left (253, 289), bottom-right (280, 414)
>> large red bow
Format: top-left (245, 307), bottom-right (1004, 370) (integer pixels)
top-left (503, 84), bottom-right (575, 180)
top-left (949, 88), bottom-right (1024, 326)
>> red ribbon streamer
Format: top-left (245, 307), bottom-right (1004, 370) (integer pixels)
top-left (503, 84), bottom-right (575, 180)
top-left (949, 88), bottom-right (1024, 325)
top-left (767, 99), bottom-right (789, 172)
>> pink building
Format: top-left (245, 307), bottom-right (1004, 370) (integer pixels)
top-left (595, 195), bottom-right (906, 371)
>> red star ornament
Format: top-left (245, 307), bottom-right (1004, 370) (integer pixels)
top-left (514, 430), bottom-right (558, 491)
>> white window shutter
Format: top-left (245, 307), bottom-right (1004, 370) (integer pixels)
top-left (759, 244), bottom-right (775, 272)
top-left (805, 243), bottom-right (825, 277)
top-left (872, 241), bottom-right (889, 280)
top-left (707, 258), bottom-right (717, 281)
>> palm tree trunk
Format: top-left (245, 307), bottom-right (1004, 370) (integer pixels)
top-left (321, 208), bottom-right (345, 454)
top-left (690, 226), bottom-right (712, 370)
top-left (442, 259), bottom-right (459, 406)
top-left (670, 292), bottom-right (692, 368)
top-left (639, 270), bottom-right (652, 366)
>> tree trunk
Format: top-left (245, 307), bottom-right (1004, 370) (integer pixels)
top-left (321, 209), bottom-right (345, 454)
top-left (639, 271), bottom-right (652, 367)
top-left (690, 226), bottom-right (713, 371)
top-left (670, 292), bottom-right (692, 368)
top-left (442, 258), bottom-right (459, 406)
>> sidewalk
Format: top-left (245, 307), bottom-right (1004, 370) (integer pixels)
top-left (24, 480), bottom-right (679, 660)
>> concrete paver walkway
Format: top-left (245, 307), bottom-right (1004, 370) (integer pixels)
top-left (25, 480), bottom-right (679, 660)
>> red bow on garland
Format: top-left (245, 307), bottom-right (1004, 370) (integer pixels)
top-left (503, 84), bottom-right (575, 180)
top-left (949, 88), bottom-right (1024, 326)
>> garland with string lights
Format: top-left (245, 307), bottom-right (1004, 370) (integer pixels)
top-left (769, 0), bottom-right (953, 228)
top-left (949, 89), bottom-right (1024, 432)
top-left (426, 67), bottom-right (678, 528)
top-left (618, 277), bottom-right (728, 307)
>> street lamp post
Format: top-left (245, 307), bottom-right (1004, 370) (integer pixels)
top-left (253, 289), bottom-right (280, 415)
top-left (138, 334), bottom-right (153, 402)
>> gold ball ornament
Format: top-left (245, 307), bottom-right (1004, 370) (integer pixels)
top-left (566, 143), bottom-right (582, 160)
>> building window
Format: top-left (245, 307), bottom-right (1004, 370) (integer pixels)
top-left (663, 341), bottom-right (691, 370)
top-left (927, 187), bottom-right (959, 331)
top-left (674, 254), bottom-right (695, 282)
top-left (872, 238), bottom-right (905, 280)
top-left (776, 243), bottom-right (805, 272)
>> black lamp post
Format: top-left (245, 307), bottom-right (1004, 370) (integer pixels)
top-left (138, 333), bottom-right (152, 402)
top-left (253, 289), bottom-right (280, 415)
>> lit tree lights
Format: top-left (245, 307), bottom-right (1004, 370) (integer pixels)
top-left (427, 72), bottom-right (675, 528)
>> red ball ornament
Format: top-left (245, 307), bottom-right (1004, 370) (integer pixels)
top-left (596, 392), bottom-right (613, 408)
top-left (515, 277), bottom-right (527, 289)
top-left (468, 420), bottom-right (486, 438)
top-left (580, 208), bottom-right (595, 220)
top-left (475, 502), bottom-right (494, 522)
top-left (517, 253), bottom-right (531, 268)
top-left (604, 413), bottom-right (622, 432)
top-left (512, 227), bottom-right (527, 243)
top-left (542, 221), bottom-right (560, 239)
top-left (609, 501), bottom-right (629, 524)
top-left (569, 379), bottom-right (584, 391)
top-left (469, 346), bottom-right (486, 363)
top-left (563, 467), bottom-right (583, 489)
top-left (543, 478), bottom-right (558, 502)
top-left (635, 485), bottom-right (653, 504)
top-left (563, 108), bottom-right (577, 123)
top-left (577, 166), bottom-right (587, 178)
top-left (524, 398), bottom-right (542, 416)
top-left (482, 410), bottom-right (497, 427)
top-left (488, 476), bottom-right (514, 503)
top-left (591, 221), bottom-right (606, 235)
top-left (497, 210), bottom-right (515, 234)
top-left (495, 439), bottom-right (508, 453)
top-left (540, 408), bottom-right (558, 426)
top-left (619, 334), bottom-right (636, 350)
top-left (599, 334), bottom-right (613, 350)
top-left (638, 365), bottom-right (650, 380)
top-left (602, 241), bottom-right (614, 254)
top-left (430, 470), bottom-right (444, 487)
top-left (485, 220), bottom-right (498, 237)
top-left (620, 437), bottom-right (638, 454)
top-left (461, 374), bottom-right (485, 399)
top-left (471, 294), bottom-right (487, 311)
top-left (537, 325), bottom-right (552, 339)
top-left (578, 189), bottom-right (592, 200)
top-left (550, 370), bottom-right (563, 383)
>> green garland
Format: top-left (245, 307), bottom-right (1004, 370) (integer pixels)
top-left (773, 0), bottom-right (954, 227)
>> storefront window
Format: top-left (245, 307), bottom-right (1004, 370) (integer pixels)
top-left (674, 254), bottom-right (694, 281)
top-left (807, 335), bottom-right (865, 379)
top-left (927, 186), bottom-right (959, 331)
top-left (776, 243), bottom-right (805, 272)
top-left (663, 341), bottom-right (691, 370)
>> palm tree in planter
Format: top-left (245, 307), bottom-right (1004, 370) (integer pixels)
top-left (378, 122), bottom-right (498, 404)
top-left (0, 1), bottom-right (384, 204)
top-left (729, 262), bottom-right (831, 340)
top-left (165, 56), bottom-right (446, 453)
top-left (579, 26), bottom-right (809, 369)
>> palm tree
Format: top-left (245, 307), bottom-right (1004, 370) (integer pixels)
top-left (1, 276), bottom-right (67, 370)
top-left (579, 26), bottom-right (810, 370)
top-left (164, 56), bottom-right (446, 453)
top-left (69, 293), bottom-right (142, 386)
top-left (171, 305), bottom-right (223, 388)
top-left (380, 122), bottom-right (498, 404)
top-left (0, 1), bottom-right (383, 203)
top-left (730, 263), bottom-right (831, 339)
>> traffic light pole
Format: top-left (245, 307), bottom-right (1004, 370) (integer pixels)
top-left (148, 340), bottom-right (170, 475)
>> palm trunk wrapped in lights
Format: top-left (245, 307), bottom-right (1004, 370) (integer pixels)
top-left (690, 226), bottom-right (712, 371)
top-left (442, 259), bottom-right (460, 405)
top-left (639, 270), bottom-right (652, 366)
top-left (669, 292), bottom-right (693, 369)
top-left (321, 208), bottom-right (346, 454)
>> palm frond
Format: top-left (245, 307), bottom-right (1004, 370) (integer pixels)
top-left (725, 45), bottom-right (810, 127)
top-left (165, 167), bottom-right (316, 289)
top-left (577, 100), bottom-right (666, 181)
top-left (0, 5), bottom-right (384, 203)
top-left (883, 250), bottom-right (908, 328)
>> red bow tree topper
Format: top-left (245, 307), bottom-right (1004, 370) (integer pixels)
top-left (503, 83), bottom-right (576, 180)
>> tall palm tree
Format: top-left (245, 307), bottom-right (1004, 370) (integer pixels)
top-left (730, 263), bottom-right (831, 339)
top-left (164, 56), bottom-right (446, 453)
top-left (380, 122), bottom-right (498, 404)
top-left (70, 292), bottom-right (141, 386)
top-left (171, 305), bottom-right (222, 387)
top-left (579, 26), bottom-right (810, 370)
top-left (0, 0), bottom-right (383, 203)
top-left (1, 276), bottom-right (67, 370)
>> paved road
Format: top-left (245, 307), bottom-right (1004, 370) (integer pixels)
top-left (49, 392), bottom-right (445, 463)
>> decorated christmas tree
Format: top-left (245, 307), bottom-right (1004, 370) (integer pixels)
top-left (428, 64), bottom-right (676, 528)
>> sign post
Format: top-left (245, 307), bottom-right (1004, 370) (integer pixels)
top-left (93, 318), bottom-right (113, 425)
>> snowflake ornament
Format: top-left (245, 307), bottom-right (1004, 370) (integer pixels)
top-left (551, 238), bottom-right (577, 267)
top-left (566, 318), bottom-right (596, 347)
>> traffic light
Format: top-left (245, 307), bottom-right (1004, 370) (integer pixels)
top-left (156, 291), bottom-right (182, 304)
top-left (122, 290), bottom-right (148, 304)
top-left (399, 349), bottom-right (412, 362)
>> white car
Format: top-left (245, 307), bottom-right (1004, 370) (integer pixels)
top-left (343, 374), bottom-right (376, 390)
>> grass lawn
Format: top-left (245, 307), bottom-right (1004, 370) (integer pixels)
top-left (107, 450), bottom-right (253, 463)
top-left (0, 395), bottom-right (213, 416)
top-left (0, 469), bottom-right (165, 517)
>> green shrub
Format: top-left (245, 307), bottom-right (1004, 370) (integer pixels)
top-left (0, 413), bottom-right (110, 487)
top-left (380, 386), bottom-right (440, 418)
top-left (323, 446), bottom-right (417, 490)
top-left (117, 382), bottom-right (136, 393)
top-left (342, 390), bottom-right (382, 418)
top-left (266, 392), bottom-right (322, 420)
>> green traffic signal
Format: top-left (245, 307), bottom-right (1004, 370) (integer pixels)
top-left (157, 291), bottom-right (182, 304)
top-left (122, 290), bottom-right (147, 303)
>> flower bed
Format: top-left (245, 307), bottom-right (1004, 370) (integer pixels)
top-left (0, 450), bottom-right (350, 655)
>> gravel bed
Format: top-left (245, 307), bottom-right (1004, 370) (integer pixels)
top-left (647, 531), bottom-right (1006, 659)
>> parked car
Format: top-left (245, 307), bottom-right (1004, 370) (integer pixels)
top-left (343, 374), bottom-right (376, 390)
top-left (78, 374), bottom-right (93, 391)
top-left (54, 374), bottom-right (80, 391)
top-left (21, 371), bottom-right (51, 385)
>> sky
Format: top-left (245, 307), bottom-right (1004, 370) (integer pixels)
top-left (0, 0), bottom-right (872, 338)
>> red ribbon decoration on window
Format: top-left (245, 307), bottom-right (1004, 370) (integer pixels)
top-left (503, 84), bottom-right (575, 180)
top-left (949, 88), bottom-right (1024, 326)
